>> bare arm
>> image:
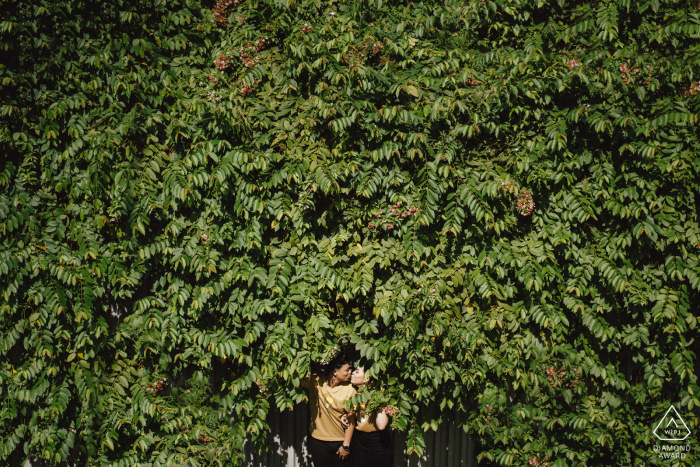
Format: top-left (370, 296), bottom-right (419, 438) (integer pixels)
top-left (376, 409), bottom-right (389, 430)
top-left (337, 412), bottom-right (355, 459)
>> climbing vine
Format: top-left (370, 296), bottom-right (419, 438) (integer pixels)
top-left (1, 0), bottom-right (699, 465)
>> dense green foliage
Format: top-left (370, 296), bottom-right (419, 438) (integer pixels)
top-left (2, 0), bottom-right (700, 465)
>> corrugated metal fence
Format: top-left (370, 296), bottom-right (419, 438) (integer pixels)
top-left (243, 402), bottom-right (478, 467)
top-left (23, 403), bottom-right (478, 467)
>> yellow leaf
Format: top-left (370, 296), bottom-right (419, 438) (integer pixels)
top-left (406, 85), bottom-right (420, 98)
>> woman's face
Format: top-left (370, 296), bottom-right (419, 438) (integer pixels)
top-left (351, 367), bottom-right (365, 386)
top-left (334, 363), bottom-right (352, 382)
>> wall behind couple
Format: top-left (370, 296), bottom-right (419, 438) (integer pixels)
top-left (240, 402), bottom-right (477, 467)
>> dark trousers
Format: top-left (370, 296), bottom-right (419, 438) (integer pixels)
top-left (353, 430), bottom-right (393, 467)
top-left (308, 436), bottom-right (348, 467)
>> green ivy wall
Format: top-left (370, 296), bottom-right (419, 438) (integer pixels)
top-left (1, 0), bottom-right (699, 465)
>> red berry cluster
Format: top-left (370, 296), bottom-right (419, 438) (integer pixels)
top-left (241, 80), bottom-right (260, 95)
top-left (198, 431), bottom-right (213, 444)
top-left (301, 23), bottom-right (312, 34)
top-left (465, 75), bottom-right (479, 86)
top-left (365, 41), bottom-right (384, 54)
top-left (256, 379), bottom-right (269, 396)
top-left (146, 377), bottom-right (167, 394)
top-left (685, 82), bottom-right (700, 97)
top-left (342, 39), bottom-right (385, 64)
top-left (241, 55), bottom-right (262, 68)
top-left (619, 63), bottom-right (655, 85)
top-left (383, 405), bottom-right (399, 417)
top-left (214, 52), bottom-right (234, 71)
top-left (484, 404), bottom-right (494, 421)
top-left (567, 59), bottom-right (579, 70)
top-left (369, 203), bottom-right (419, 230)
top-left (378, 55), bottom-right (396, 67)
top-left (391, 203), bottom-right (420, 218)
top-left (237, 37), bottom-right (267, 68)
top-left (546, 366), bottom-right (580, 388)
top-left (213, 37), bottom-right (267, 72)
top-left (619, 62), bottom-right (639, 85)
top-left (213, 0), bottom-right (241, 27)
top-left (500, 181), bottom-right (514, 193)
top-left (529, 457), bottom-right (549, 466)
top-left (203, 90), bottom-right (224, 103)
top-left (516, 190), bottom-right (535, 216)
top-left (619, 63), bottom-right (634, 73)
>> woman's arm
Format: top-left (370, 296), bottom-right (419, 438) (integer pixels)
top-left (375, 408), bottom-right (390, 430)
top-left (337, 411), bottom-right (355, 460)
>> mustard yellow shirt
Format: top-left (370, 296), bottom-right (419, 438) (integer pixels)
top-left (300, 375), bottom-right (356, 441)
top-left (356, 403), bottom-right (379, 433)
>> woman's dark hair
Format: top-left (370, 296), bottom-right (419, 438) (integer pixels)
top-left (323, 354), bottom-right (352, 376)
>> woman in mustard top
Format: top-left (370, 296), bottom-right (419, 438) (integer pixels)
top-left (299, 356), bottom-right (357, 465)
top-left (346, 367), bottom-right (393, 467)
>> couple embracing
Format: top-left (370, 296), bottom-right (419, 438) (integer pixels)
top-left (299, 355), bottom-right (393, 467)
